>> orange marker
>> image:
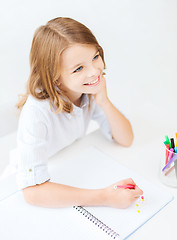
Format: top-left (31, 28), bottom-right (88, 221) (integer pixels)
top-left (165, 166), bottom-right (175, 176)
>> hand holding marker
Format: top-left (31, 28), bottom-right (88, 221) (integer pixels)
top-left (114, 184), bottom-right (144, 213)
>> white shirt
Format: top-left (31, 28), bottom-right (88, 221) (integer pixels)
top-left (16, 94), bottom-right (113, 189)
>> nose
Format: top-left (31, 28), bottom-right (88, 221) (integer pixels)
top-left (87, 64), bottom-right (98, 78)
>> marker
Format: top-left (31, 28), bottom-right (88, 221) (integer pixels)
top-left (114, 184), bottom-right (135, 190)
top-left (168, 148), bottom-right (174, 162)
top-left (175, 140), bottom-right (177, 148)
top-left (162, 153), bottom-right (177, 171)
top-left (165, 135), bottom-right (171, 148)
top-left (164, 166), bottom-right (175, 176)
top-left (175, 147), bottom-right (177, 153)
top-left (165, 144), bottom-right (170, 164)
top-left (170, 138), bottom-right (175, 149)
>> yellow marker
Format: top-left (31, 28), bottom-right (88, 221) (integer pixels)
top-left (175, 140), bottom-right (177, 148)
top-left (137, 210), bottom-right (140, 213)
top-left (142, 199), bottom-right (144, 202)
top-left (136, 204), bottom-right (139, 207)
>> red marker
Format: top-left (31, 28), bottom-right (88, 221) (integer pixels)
top-left (165, 144), bottom-right (170, 164)
top-left (114, 184), bottom-right (136, 190)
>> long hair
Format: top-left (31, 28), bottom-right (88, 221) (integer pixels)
top-left (16, 17), bottom-right (106, 113)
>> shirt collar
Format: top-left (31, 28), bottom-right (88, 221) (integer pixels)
top-left (80, 94), bottom-right (89, 108)
top-left (64, 94), bottom-right (89, 119)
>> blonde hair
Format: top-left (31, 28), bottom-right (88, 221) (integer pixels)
top-left (16, 17), bottom-right (106, 113)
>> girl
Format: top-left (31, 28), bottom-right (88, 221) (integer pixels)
top-left (16, 17), bottom-right (143, 208)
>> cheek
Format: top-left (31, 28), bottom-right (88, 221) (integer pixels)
top-left (73, 72), bottom-right (86, 82)
top-left (98, 58), bottom-right (104, 70)
top-left (70, 75), bottom-right (84, 88)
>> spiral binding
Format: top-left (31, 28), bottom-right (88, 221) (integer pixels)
top-left (73, 206), bottom-right (120, 239)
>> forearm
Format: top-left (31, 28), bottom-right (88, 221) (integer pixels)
top-left (23, 179), bottom-right (143, 209)
top-left (23, 181), bottom-right (105, 208)
top-left (100, 99), bottom-right (133, 146)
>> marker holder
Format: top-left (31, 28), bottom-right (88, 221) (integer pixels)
top-left (159, 147), bottom-right (177, 187)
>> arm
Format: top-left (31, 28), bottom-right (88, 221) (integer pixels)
top-left (94, 76), bottom-right (134, 147)
top-left (23, 178), bottom-right (143, 208)
top-left (23, 181), bottom-right (104, 208)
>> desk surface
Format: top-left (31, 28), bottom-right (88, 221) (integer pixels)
top-left (0, 129), bottom-right (176, 240)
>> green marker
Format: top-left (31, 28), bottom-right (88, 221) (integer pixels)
top-left (165, 135), bottom-right (171, 148)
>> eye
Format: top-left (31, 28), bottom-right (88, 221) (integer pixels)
top-left (73, 66), bottom-right (83, 73)
top-left (93, 54), bottom-right (99, 61)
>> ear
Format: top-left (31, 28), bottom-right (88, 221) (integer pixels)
top-left (53, 78), bottom-right (61, 86)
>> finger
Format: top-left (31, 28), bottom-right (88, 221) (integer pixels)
top-left (120, 178), bottom-right (136, 186)
top-left (132, 186), bottom-right (143, 197)
top-left (135, 186), bottom-right (143, 195)
top-left (134, 196), bottom-right (140, 199)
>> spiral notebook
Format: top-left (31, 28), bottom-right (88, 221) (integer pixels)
top-left (49, 146), bottom-right (173, 239)
top-left (0, 147), bottom-right (173, 240)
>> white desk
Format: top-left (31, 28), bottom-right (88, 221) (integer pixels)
top-left (0, 129), bottom-right (176, 240)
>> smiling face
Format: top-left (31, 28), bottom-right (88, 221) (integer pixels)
top-left (58, 44), bottom-right (104, 105)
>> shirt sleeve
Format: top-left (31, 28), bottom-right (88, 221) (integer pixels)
top-left (16, 106), bottom-right (50, 189)
top-left (91, 99), bottom-right (113, 141)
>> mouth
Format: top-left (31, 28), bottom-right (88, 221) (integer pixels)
top-left (83, 76), bottom-right (101, 86)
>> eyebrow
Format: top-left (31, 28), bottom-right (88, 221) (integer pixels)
top-left (70, 50), bottom-right (99, 71)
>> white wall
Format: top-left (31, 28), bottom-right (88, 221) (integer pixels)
top-left (0, 0), bottom-right (177, 137)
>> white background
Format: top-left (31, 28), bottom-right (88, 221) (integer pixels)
top-left (0, 0), bottom-right (177, 138)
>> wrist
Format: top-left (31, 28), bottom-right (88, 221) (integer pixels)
top-left (79, 188), bottom-right (107, 207)
top-left (92, 188), bottom-right (107, 206)
top-left (98, 188), bottom-right (110, 207)
top-left (96, 97), bottom-right (110, 108)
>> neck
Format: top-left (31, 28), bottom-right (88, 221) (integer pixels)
top-left (59, 85), bottom-right (83, 107)
top-left (73, 95), bottom-right (83, 107)
top-left (67, 93), bottom-right (83, 107)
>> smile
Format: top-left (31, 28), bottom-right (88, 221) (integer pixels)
top-left (84, 76), bottom-right (100, 86)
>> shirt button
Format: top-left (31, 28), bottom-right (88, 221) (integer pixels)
top-left (29, 169), bottom-right (32, 172)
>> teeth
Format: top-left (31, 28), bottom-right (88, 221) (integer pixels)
top-left (86, 78), bottom-right (98, 85)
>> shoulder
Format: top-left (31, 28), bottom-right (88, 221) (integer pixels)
top-left (24, 95), bottom-right (51, 113)
top-left (22, 95), bottom-right (52, 116)
top-left (19, 95), bottom-right (52, 128)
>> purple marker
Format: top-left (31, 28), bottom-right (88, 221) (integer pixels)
top-left (162, 154), bottom-right (177, 171)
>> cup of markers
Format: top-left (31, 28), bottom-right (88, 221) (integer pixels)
top-left (159, 133), bottom-right (177, 187)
